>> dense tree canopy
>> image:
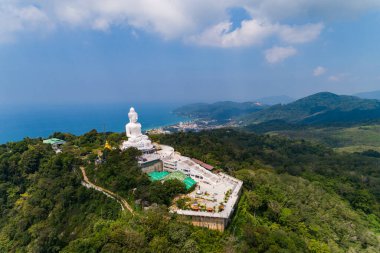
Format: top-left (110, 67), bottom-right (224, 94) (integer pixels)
top-left (155, 129), bottom-right (380, 216)
top-left (1, 128), bottom-right (380, 252)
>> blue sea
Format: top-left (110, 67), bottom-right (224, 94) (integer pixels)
top-left (0, 103), bottom-right (186, 144)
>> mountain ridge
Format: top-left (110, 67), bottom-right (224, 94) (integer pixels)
top-left (173, 101), bottom-right (267, 121)
top-left (255, 95), bottom-right (295, 105)
top-left (242, 92), bottom-right (380, 125)
top-left (174, 92), bottom-right (380, 126)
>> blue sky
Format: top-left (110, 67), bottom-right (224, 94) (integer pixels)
top-left (1, 1), bottom-right (380, 105)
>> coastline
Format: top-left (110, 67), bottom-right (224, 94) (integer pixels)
top-left (0, 104), bottom-right (188, 144)
top-left (146, 117), bottom-right (238, 134)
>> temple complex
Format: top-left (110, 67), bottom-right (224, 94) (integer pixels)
top-left (121, 107), bottom-right (243, 231)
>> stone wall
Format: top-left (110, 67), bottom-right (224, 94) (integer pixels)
top-left (187, 215), bottom-right (227, 232)
top-left (141, 160), bottom-right (163, 173)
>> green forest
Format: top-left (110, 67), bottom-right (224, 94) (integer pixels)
top-left (174, 92), bottom-right (380, 126)
top-left (1, 128), bottom-right (380, 252)
top-left (252, 124), bottom-right (380, 153)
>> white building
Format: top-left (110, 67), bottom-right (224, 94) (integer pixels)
top-left (120, 107), bottom-right (243, 231)
top-left (157, 144), bottom-right (243, 231)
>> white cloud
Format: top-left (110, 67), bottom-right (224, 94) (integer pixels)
top-left (313, 66), bottom-right (327, 76)
top-left (278, 23), bottom-right (324, 44)
top-left (189, 20), bottom-right (323, 48)
top-left (0, 0), bottom-right (379, 46)
top-left (188, 19), bottom-right (275, 47)
top-left (50, 0), bottom-right (227, 39)
top-left (0, 1), bottom-right (52, 42)
top-left (328, 76), bottom-right (340, 82)
top-left (265, 46), bottom-right (297, 64)
top-left (328, 73), bottom-right (348, 82)
top-left (245, 0), bottom-right (380, 21)
top-left (92, 18), bottom-right (110, 31)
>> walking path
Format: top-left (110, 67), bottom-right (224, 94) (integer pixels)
top-left (80, 166), bottom-right (134, 214)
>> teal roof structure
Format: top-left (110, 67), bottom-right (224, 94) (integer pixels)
top-left (148, 171), bottom-right (197, 190)
top-left (148, 171), bottom-right (170, 181)
top-left (183, 177), bottom-right (197, 190)
top-left (164, 171), bottom-right (187, 181)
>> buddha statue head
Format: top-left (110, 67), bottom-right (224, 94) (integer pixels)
top-left (128, 107), bottom-right (138, 123)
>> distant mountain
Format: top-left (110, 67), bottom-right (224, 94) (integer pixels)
top-left (174, 101), bottom-right (267, 121)
top-left (242, 92), bottom-right (380, 125)
top-left (255, 95), bottom-right (295, 105)
top-left (175, 92), bottom-right (380, 126)
top-left (354, 90), bottom-right (380, 100)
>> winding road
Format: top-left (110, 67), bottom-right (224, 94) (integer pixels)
top-left (80, 166), bottom-right (134, 214)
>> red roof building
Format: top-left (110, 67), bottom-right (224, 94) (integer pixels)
top-left (191, 158), bottom-right (214, 171)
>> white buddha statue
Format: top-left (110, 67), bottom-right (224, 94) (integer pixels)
top-left (121, 107), bottom-right (154, 152)
top-left (126, 107), bottom-right (144, 139)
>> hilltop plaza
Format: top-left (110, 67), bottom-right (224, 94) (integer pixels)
top-left (121, 107), bottom-right (243, 231)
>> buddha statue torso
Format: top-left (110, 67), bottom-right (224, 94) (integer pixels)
top-left (126, 122), bottom-right (142, 138)
top-left (125, 108), bottom-right (148, 142)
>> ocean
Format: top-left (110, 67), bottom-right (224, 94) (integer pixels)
top-left (0, 103), bottom-right (186, 144)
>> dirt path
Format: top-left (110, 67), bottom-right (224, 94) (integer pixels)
top-left (80, 166), bottom-right (134, 214)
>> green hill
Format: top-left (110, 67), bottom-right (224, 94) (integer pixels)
top-left (157, 129), bottom-right (380, 252)
top-left (248, 123), bottom-right (380, 154)
top-left (174, 101), bottom-right (266, 122)
top-left (255, 95), bottom-right (295, 105)
top-left (242, 92), bottom-right (380, 125)
top-left (2, 129), bottom-right (380, 252)
top-left (174, 92), bottom-right (380, 126)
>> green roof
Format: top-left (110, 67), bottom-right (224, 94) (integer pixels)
top-left (43, 138), bottom-right (66, 145)
top-left (148, 171), bottom-right (197, 190)
top-left (148, 171), bottom-right (170, 181)
top-left (164, 171), bottom-right (187, 181)
top-left (183, 177), bottom-right (197, 190)
top-left (164, 171), bottom-right (196, 190)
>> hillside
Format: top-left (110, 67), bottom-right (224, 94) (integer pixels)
top-left (156, 129), bottom-right (380, 252)
top-left (242, 92), bottom-right (380, 125)
top-left (247, 123), bottom-right (380, 154)
top-left (174, 92), bottom-right (380, 126)
top-left (173, 101), bottom-right (266, 122)
top-left (1, 129), bottom-right (380, 252)
top-left (0, 132), bottom-right (225, 252)
top-left (255, 95), bottom-right (295, 105)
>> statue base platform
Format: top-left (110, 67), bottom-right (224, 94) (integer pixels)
top-left (121, 135), bottom-right (155, 154)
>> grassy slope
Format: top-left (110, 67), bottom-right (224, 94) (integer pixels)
top-left (173, 101), bottom-right (266, 121)
top-left (241, 92), bottom-right (380, 125)
top-left (2, 130), bottom-right (380, 252)
top-left (270, 124), bottom-right (380, 153)
top-left (156, 130), bottom-right (380, 252)
top-left (231, 169), bottom-right (380, 252)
